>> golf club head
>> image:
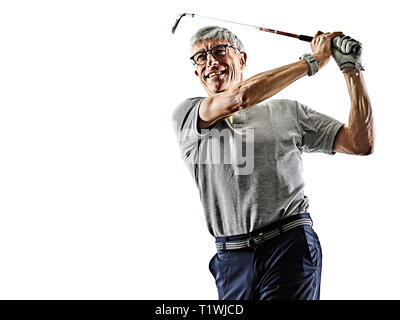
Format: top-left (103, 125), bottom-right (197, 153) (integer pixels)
top-left (171, 13), bottom-right (194, 34)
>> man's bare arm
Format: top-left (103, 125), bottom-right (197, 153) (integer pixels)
top-left (198, 59), bottom-right (310, 129)
top-left (198, 31), bottom-right (342, 129)
top-left (332, 70), bottom-right (375, 155)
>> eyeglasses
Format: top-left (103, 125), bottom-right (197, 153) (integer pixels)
top-left (190, 44), bottom-right (240, 66)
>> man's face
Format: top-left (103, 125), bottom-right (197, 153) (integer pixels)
top-left (192, 39), bottom-right (247, 95)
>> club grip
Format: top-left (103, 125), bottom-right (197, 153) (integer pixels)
top-left (299, 34), bottom-right (313, 42)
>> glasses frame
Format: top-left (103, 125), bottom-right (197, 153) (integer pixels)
top-left (190, 44), bottom-right (240, 66)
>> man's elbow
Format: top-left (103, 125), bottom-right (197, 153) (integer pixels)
top-left (349, 127), bottom-right (375, 156)
top-left (355, 141), bottom-right (375, 156)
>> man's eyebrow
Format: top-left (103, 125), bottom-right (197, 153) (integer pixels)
top-left (193, 48), bottom-right (206, 56)
top-left (192, 44), bottom-right (225, 56)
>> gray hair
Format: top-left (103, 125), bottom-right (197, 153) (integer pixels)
top-left (190, 26), bottom-right (245, 52)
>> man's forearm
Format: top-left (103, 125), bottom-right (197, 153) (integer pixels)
top-left (343, 70), bottom-right (375, 153)
top-left (236, 59), bottom-right (310, 109)
top-left (199, 59), bottom-right (310, 129)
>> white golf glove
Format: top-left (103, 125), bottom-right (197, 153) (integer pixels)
top-left (332, 35), bottom-right (364, 71)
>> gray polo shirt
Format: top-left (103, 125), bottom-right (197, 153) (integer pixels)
top-left (172, 97), bottom-right (344, 237)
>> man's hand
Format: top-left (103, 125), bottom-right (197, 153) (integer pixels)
top-left (311, 31), bottom-right (343, 69)
top-left (331, 35), bottom-right (364, 71)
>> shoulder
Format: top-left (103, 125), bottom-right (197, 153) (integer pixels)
top-left (171, 97), bottom-right (206, 136)
top-left (172, 97), bottom-right (205, 117)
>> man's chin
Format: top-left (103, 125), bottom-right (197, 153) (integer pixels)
top-left (202, 78), bottom-right (227, 94)
top-left (206, 84), bottom-right (226, 95)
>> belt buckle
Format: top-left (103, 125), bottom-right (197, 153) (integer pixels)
top-left (246, 237), bottom-right (256, 248)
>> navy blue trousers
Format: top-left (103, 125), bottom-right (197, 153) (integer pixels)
top-left (209, 215), bottom-right (322, 300)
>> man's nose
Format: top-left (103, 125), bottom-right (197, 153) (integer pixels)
top-left (206, 52), bottom-right (218, 67)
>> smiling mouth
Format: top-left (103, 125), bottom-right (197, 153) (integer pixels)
top-left (205, 70), bottom-right (226, 79)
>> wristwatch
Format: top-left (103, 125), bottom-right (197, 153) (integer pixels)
top-left (300, 54), bottom-right (318, 76)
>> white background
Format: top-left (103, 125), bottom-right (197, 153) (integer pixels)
top-left (0, 0), bottom-right (398, 299)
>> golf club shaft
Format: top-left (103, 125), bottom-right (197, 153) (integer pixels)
top-left (193, 14), bottom-right (313, 42)
top-left (172, 13), bottom-right (362, 56)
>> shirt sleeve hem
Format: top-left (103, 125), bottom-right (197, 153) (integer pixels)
top-left (325, 122), bottom-right (345, 155)
top-left (192, 97), bottom-right (217, 138)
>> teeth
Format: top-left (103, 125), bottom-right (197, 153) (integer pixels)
top-left (207, 71), bottom-right (224, 78)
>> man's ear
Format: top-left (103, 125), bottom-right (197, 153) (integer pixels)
top-left (240, 52), bottom-right (247, 69)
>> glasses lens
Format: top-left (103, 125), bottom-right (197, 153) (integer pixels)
top-left (194, 52), bottom-right (207, 65)
top-left (192, 45), bottom-right (229, 65)
top-left (212, 45), bottom-right (227, 59)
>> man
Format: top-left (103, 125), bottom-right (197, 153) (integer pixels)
top-left (172, 26), bottom-right (374, 300)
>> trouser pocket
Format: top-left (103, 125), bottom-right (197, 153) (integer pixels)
top-left (302, 226), bottom-right (322, 269)
top-left (209, 252), bottom-right (231, 299)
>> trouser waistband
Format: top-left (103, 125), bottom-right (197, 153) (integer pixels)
top-left (215, 213), bottom-right (312, 251)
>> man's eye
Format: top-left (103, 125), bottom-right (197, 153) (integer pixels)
top-left (213, 49), bottom-right (226, 57)
top-left (196, 54), bottom-right (206, 61)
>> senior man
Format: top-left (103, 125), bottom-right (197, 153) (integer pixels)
top-left (172, 26), bottom-right (374, 300)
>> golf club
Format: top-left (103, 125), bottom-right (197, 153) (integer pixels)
top-left (172, 13), bottom-right (361, 56)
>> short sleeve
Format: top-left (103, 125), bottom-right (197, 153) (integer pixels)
top-left (296, 101), bottom-right (344, 154)
top-left (171, 97), bottom-right (215, 161)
